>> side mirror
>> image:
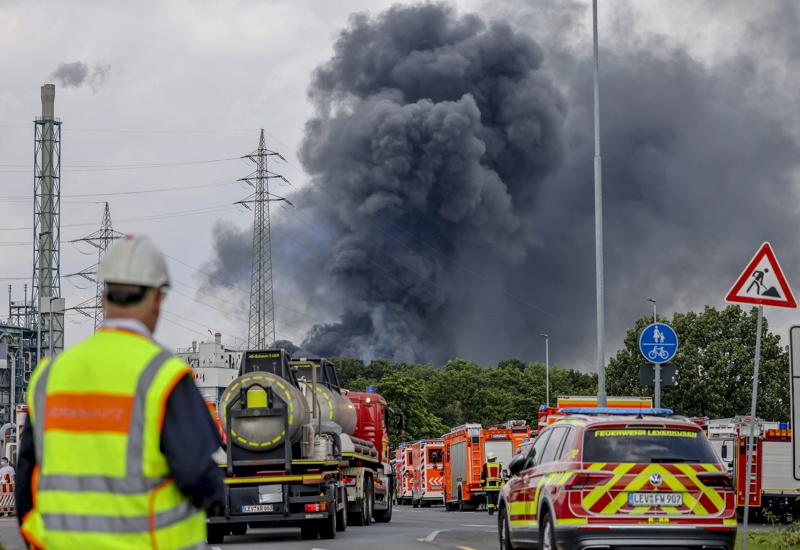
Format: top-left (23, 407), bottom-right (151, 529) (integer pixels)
top-left (502, 468), bottom-right (510, 481)
top-left (720, 445), bottom-right (728, 460)
top-left (508, 454), bottom-right (525, 477)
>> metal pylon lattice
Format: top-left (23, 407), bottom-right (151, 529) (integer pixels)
top-left (236, 129), bottom-right (293, 349)
top-left (66, 202), bottom-right (123, 330)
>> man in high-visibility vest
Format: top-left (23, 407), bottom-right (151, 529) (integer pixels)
top-left (15, 235), bottom-right (225, 549)
top-left (480, 452), bottom-right (503, 515)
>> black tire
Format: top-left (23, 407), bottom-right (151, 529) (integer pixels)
top-left (207, 524), bottom-right (226, 544)
top-left (445, 500), bottom-right (456, 512)
top-left (458, 488), bottom-right (465, 512)
top-left (349, 498), bottom-right (367, 526)
top-left (412, 497), bottom-right (419, 508)
top-left (364, 481), bottom-right (374, 526)
top-left (319, 509), bottom-right (337, 540)
top-left (498, 506), bottom-right (514, 550)
top-left (230, 523), bottom-right (247, 536)
top-left (538, 509), bottom-right (556, 550)
top-left (336, 498), bottom-right (348, 532)
top-left (374, 490), bottom-right (393, 523)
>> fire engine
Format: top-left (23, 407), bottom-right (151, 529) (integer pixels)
top-left (707, 417), bottom-right (800, 518)
top-left (411, 439), bottom-right (445, 507)
top-left (442, 421), bottom-right (530, 511)
top-left (393, 443), bottom-right (414, 505)
top-left (537, 396), bottom-right (654, 433)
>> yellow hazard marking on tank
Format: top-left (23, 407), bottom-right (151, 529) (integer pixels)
top-left (316, 387), bottom-right (335, 420)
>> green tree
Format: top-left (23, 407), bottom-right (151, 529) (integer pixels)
top-left (606, 305), bottom-right (790, 420)
top-left (376, 370), bottom-right (448, 442)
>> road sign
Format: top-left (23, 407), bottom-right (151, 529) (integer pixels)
top-left (725, 242), bottom-right (797, 308)
top-left (789, 327), bottom-right (800, 480)
top-left (639, 363), bottom-right (676, 387)
top-left (638, 323), bottom-right (678, 365)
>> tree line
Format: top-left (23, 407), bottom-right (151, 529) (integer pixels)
top-left (332, 305), bottom-right (790, 443)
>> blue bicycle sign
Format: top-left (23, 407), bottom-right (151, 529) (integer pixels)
top-left (639, 323), bottom-right (678, 364)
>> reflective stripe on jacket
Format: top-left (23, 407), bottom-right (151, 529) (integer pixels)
top-left (20, 329), bottom-right (207, 549)
top-left (484, 462), bottom-right (502, 489)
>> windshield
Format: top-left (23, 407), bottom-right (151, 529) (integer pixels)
top-left (582, 428), bottom-right (719, 464)
top-left (427, 448), bottom-right (443, 463)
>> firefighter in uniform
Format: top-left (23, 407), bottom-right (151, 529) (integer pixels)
top-left (16, 235), bottom-right (224, 549)
top-left (481, 451), bottom-right (503, 515)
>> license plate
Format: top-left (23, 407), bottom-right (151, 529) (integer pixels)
top-left (628, 493), bottom-right (683, 507)
top-left (242, 504), bottom-right (274, 513)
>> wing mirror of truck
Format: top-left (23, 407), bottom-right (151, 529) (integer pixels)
top-left (508, 454), bottom-right (525, 477)
top-left (720, 445), bottom-right (728, 460)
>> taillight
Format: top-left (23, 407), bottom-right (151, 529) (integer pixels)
top-left (566, 472), bottom-right (613, 489)
top-left (343, 476), bottom-right (357, 486)
top-left (305, 502), bottom-right (328, 512)
top-left (697, 473), bottom-right (733, 490)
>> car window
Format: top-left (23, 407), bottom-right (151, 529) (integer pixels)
top-left (539, 427), bottom-right (567, 464)
top-left (526, 430), bottom-right (551, 468)
top-left (582, 427), bottom-right (719, 463)
top-left (558, 428), bottom-right (578, 461)
top-left (427, 448), bottom-right (443, 463)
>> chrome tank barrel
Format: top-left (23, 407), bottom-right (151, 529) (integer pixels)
top-left (219, 371), bottom-right (308, 451)
top-left (309, 384), bottom-right (357, 435)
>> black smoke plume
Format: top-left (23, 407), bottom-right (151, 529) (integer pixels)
top-left (202, 2), bottom-right (800, 367)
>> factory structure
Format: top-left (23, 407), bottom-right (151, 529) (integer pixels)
top-left (0, 85), bottom-right (282, 432)
top-left (0, 84), bottom-right (65, 427)
top-left (175, 332), bottom-right (242, 405)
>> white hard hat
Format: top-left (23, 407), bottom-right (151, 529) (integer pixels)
top-left (98, 235), bottom-right (170, 289)
top-left (486, 451), bottom-right (497, 461)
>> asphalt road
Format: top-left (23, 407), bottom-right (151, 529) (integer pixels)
top-left (213, 505), bottom-right (500, 550)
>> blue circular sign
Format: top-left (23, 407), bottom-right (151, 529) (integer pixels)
top-left (639, 323), bottom-right (679, 364)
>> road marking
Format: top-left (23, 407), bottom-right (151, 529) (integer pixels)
top-left (458, 547), bottom-right (477, 550)
top-left (417, 529), bottom-right (445, 543)
top-left (211, 547), bottom-right (222, 550)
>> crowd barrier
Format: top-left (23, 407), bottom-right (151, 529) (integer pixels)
top-left (0, 483), bottom-right (15, 516)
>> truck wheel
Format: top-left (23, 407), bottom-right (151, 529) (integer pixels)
top-left (365, 482), bottom-right (374, 525)
top-left (336, 497), bottom-right (348, 532)
top-left (458, 488), bottom-right (465, 512)
top-left (319, 509), bottom-right (337, 540)
top-left (207, 524), bottom-right (226, 544)
top-left (300, 522), bottom-right (319, 540)
top-left (412, 497), bottom-right (419, 508)
top-left (374, 491), bottom-right (393, 523)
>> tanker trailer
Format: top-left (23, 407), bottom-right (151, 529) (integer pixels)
top-left (206, 349), bottom-right (346, 543)
top-left (291, 358), bottom-right (395, 525)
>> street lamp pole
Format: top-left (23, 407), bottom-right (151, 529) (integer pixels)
top-left (48, 296), bottom-right (58, 358)
top-left (540, 334), bottom-right (550, 407)
top-left (648, 298), bottom-right (661, 408)
top-left (592, 0), bottom-right (607, 407)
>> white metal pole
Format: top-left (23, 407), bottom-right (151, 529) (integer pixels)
top-left (741, 305), bottom-right (763, 550)
top-left (592, 0), bottom-right (607, 407)
top-left (9, 353), bottom-right (15, 426)
top-left (541, 334), bottom-right (550, 407)
top-left (650, 299), bottom-right (661, 408)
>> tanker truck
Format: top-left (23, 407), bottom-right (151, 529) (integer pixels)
top-left (206, 349), bottom-right (395, 543)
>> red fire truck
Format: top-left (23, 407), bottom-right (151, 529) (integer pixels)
top-left (537, 396), bottom-right (654, 433)
top-left (411, 439), bottom-right (445, 507)
top-left (442, 421), bottom-right (530, 511)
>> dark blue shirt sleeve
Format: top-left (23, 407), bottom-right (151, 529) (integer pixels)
top-left (15, 417), bottom-right (35, 526)
top-left (160, 374), bottom-right (226, 511)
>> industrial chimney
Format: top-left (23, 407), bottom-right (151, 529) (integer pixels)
top-left (33, 83), bottom-right (64, 357)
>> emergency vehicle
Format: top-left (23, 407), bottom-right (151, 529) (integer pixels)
top-left (443, 421), bottom-right (530, 511)
top-left (708, 417), bottom-right (800, 518)
top-left (410, 439), bottom-right (445, 507)
top-left (537, 396), bottom-right (653, 433)
top-left (499, 413), bottom-right (737, 549)
top-left (394, 443), bottom-right (414, 505)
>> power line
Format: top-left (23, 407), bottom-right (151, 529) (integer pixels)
top-left (0, 156), bottom-right (243, 173)
top-left (0, 179), bottom-right (240, 201)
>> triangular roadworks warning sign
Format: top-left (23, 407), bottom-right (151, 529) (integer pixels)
top-left (726, 242), bottom-right (797, 308)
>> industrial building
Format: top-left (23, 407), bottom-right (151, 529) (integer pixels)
top-left (175, 332), bottom-right (242, 405)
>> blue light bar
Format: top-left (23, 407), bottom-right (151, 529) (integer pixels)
top-left (366, 385), bottom-right (377, 393)
top-left (559, 407), bottom-right (674, 416)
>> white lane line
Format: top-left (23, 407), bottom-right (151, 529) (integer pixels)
top-left (417, 529), bottom-right (445, 543)
top-left (211, 547), bottom-right (222, 550)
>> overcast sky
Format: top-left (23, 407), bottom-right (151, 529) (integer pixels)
top-left (2, 1), bottom-right (799, 370)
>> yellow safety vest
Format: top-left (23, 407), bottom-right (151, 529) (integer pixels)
top-left (20, 329), bottom-right (207, 549)
top-left (484, 462), bottom-right (501, 490)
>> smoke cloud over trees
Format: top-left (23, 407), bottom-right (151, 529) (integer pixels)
top-left (202, 2), bottom-right (800, 368)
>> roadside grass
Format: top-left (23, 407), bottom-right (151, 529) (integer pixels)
top-left (735, 524), bottom-right (800, 549)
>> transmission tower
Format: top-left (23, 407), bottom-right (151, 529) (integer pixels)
top-left (66, 202), bottom-right (123, 330)
top-left (236, 129), bottom-right (293, 349)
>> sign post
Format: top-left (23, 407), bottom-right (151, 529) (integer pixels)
top-left (789, 327), bottom-right (800, 481)
top-left (725, 242), bottom-right (796, 550)
top-left (638, 323), bottom-right (678, 408)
